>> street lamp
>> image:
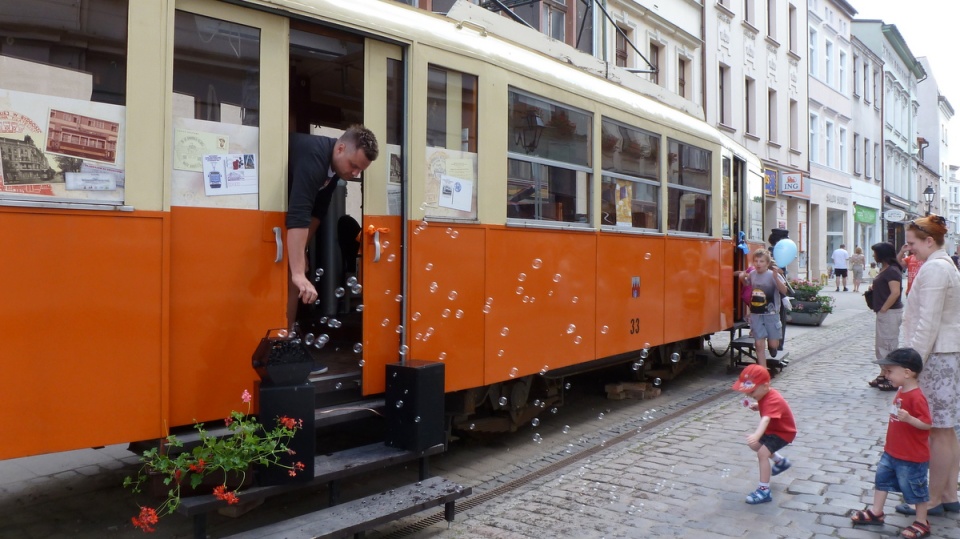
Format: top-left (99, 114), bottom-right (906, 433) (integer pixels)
top-left (923, 184), bottom-right (936, 215)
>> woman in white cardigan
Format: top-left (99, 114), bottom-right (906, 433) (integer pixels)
top-left (897, 214), bottom-right (960, 516)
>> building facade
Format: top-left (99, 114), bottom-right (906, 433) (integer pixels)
top-left (704, 0), bottom-right (809, 277)
top-left (916, 57), bottom-right (953, 218)
top-left (852, 21), bottom-right (925, 248)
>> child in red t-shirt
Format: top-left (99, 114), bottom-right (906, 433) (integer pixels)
top-left (732, 364), bottom-right (797, 504)
top-left (851, 348), bottom-right (932, 539)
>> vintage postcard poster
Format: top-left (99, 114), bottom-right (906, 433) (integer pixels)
top-left (437, 174), bottom-right (473, 213)
top-left (171, 116), bottom-right (258, 209)
top-left (174, 128), bottom-right (229, 172)
top-left (615, 180), bottom-right (633, 227)
top-left (202, 153), bottom-right (258, 197)
top-left (0, 88), bottom-right (125, 202)
top-left (424, 147), bottom-right (478, 219)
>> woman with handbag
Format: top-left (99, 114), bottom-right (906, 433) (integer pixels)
top-left (866, 242), bottom-right (903, 391)
top-left (896, 215), bottom-right (960, 517)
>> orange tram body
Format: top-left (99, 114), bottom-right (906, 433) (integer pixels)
top-left (0, 0), bottom-right (767, 461)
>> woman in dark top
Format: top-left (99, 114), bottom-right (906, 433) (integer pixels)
top-left (867, 242), bottom-right (903, 390)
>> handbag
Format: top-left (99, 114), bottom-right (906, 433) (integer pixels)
top-left (863, 289), bottom-right (874, 310)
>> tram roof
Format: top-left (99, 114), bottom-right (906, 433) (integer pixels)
top-left (266, 0), bottom-right (757, 163)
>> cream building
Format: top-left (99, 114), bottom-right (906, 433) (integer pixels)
top-left (916, 57), bottom-right (952, 218)
top-left (704, 0), bottom-right (809, 277)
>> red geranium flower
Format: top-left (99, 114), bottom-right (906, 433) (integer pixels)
top-left (131, 506), bottom-right (159, 533)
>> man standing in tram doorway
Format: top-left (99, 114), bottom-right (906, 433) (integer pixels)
top-left (286, 125), bottom-right (379, 373)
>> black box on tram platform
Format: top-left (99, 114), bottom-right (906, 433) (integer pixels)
top-left (385, 360), bottom-right (445, 453)
top-left (257, 383), bottom-right (315, 485)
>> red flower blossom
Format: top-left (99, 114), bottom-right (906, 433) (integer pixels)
top-left (188, 458), bottom-right (206, 473)
top-left (213, 485), bottom-right (240, 505)
top-left (131, 506), bottom-right (159, 532)
top-left (279, 416), bottom-right (298, 430)
top-left (241, 389), bottom-right (252, 403)
top-left (294, 461), bottom-right (306, 471)
top-left (224, 416), bottom-right (233, 427)
top-left (173, 469), bottom-right (182, 484)
top-left (288, 469), bottom-right (297, 477)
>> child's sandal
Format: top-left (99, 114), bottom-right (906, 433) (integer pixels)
top-left (850, 509), bottom-right (885, 525)
top-left (901, 520), bottom-right (930, 539)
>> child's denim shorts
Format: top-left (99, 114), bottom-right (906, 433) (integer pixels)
top-left (750, 313), bottom-right (781, 340)
top-left (875, 452), bottom-right (929, 504)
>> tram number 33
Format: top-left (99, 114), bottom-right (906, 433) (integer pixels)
top-left (629, 318), bottom-right (641, 334)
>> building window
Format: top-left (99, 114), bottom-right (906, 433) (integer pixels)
top-left (874, 143), bottom-right (880, 178)
top-left (789, 99), bottom-right (799, 150)
top-left (864, 137), bottom-right (870, 178)
top-left (825, 120), bottom-right (834, 167)
top-left (745, 77), bottom-right (756, 135)
top-left (507, 89), bottom-right (592, 224)
top-left (678, 58), bottom-right (688, 98)
top-left (615, 26), bottom-right (629, 68)
top-left (768, 89), bottom-right (778, 142)
top-left (744, 0), bottom-right (755, 25)
top-left (809, 113), bottom-right (819, 163)
top-left (543, 1), bottom-right (565, 41)
top-left (719, 65), bottom-right (731, 126)
top-left (600, 118), bottom-right (661, 230)
top-left (863, 61), bottom-right (870, 103)
top-left (873, 70), bottom-right (880, 107)
top-left (575, 0), bottom-right (593, 55)
top-left (951, 185), bottom-right (959, 204)
top-left (789, 4), bottom-right (798, 53)
top-left (839, 51), bottom-right (847, 93)
top-left (853, 133), bottom-right (861, 174)
top-left (767, 0), bottom-right (777, 39)
top-left (809, 28), bottom-right (818, 77)
top-left (825, 40), bottom-right (833, 86)
top-left (667, 139), bottom-right (712, 234)
top-left (853, 54), bottom-right (860, 97)
top-left (839, 127), bottom-right (847, 172)
top-left (649, 43), bottom-right (661, 86)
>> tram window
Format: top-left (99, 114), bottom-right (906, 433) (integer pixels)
top-left (600, 118), bottom-right (659, 230)
top-left (721, 157), bottom-right (732, 237)
top-left (424, 65), bottom-right (478, 220)
top-left (600, 177), bottom-right (658, 230)
top-left (0, 0), bottom-right (128, 205)
top-left (170, 11), bottom-right (260, 209)
top-left (508, 91), bottom-right (591, 167)
top-left (667, 140), bottom-right (711, 234)
top-left (508, 159), bottom-right (590, 223)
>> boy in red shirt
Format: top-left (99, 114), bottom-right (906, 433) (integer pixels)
top-left (732, 364), bottom-right (797, 504)
top-left (851, 348), bottom-right (932, 539)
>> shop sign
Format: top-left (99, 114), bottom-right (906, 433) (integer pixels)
top-left (882, 209), bottom-right (906, 222)
top-left (854, 205), bottom-right (877, 224)
top-left (780, 173), bottom-right (809, 199)
top-left (763, 169), bottom-right (778, 197)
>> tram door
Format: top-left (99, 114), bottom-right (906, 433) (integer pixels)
top-left (289, 26), bottom-right (404, 396)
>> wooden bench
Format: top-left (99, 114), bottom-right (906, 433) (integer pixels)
top-left (224, 476), bottom-right (472, 539)
top-left (175, 442), bottom-right (444, 539)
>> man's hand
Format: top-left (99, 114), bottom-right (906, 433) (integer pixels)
top-left (292, 273), bottom-right (318, 305)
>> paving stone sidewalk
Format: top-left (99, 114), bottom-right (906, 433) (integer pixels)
top-left (415, 308), bottom-right (960, 539)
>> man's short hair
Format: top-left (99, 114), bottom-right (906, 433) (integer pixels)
top-left (340, 125), bottom-right (379, 162)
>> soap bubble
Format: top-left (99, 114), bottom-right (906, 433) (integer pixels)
top-left (540, 365), bottom-right (549, 375)
top-left (533, 399), bottom-right (541, 407)
top-left (352, 285), bottom-right (363, 295)
top-left (644, 252), bottom-right (652, 260)
top-left (469, 423), bottom-right (476, 430)
top-left (335, 287), bottom-right (345, 297)
top-left (522, 295), bottom-right (530, 303)
top-left (670, 352), bottom-right (680, 363)
top-left (500, 327), bottom-right (510, 337)
top-left (353, 343), bottom-right (363, 353)
top-left (532, 433), bottom-right (542, 444)
top-left (438, 352), bottom-right (447, 361)
top-left (358, 359), bottom-right (365, 367)
top-left (382, 240), bottom-right (390, 249)
top-left (429, 282), bottom-right (438, 293)
top-left (498, 349), bottom-right (506, 357)
top-left (509, 367), bottom-right (518, 378)
top-left (482, 304), bottom-right (492, 314)
top-left (601, 325), bottom-right (609, 334)
top-left (414, 416), bottom-right (421, 423)
top-left (550, 407), bottom-right (558, 414)
top-left (399, 345), bottom-right (409, 355)
top-left (640, 348), bottom-right (649, 359)
top-left (395, 325), bottom-right (404, 334)
top-left (335, 382), bottom-right (343, 389)
top-left (395, 294), bottom-right (403, 302)
top-left (486, 297), bottom-right (494, 305)
top-left (448, 291), bottom-right (458, 301)
top-left (318, 334), bottom-right (329, 344)
top-left (632, 362), bottom-right (641, 371)
top-left (441, 309), bottom-right (451, 318)
top-left (414, 332), bottom-right (423, 341)
top-left (517, 272), bottom-right (527, 282)
top-left (573, 336), bottom-right (582, 344)
top-left (347, 276), bottom-right (358, 286)
top-left (532, 258), bottom-right (543, 269)
top-left (553, 273), bottom-right (562, 282)
top-left (566, 324), bottom-right (576, 334)
top-left (412, 312), bottom-right (421, 321)
top-left (562, 425), bottom-right (570, 433)
top-left (455, 309), bottom-right (464, 319)
top-left (314, 268), bottom-right (324, 278)
top-left (305, 333), bottom-right (315, 346)
top-left (597, 413), bottom-right (605, 420)
top-left (516, 286), bottom-right (524, 294)
top-left (531, 418), bottom-right (540, 427)
top-left (446, 227), bottom-right (453, 235)
top-left (564, 382), bottom-right (571, 390)
top-left (386, 253), bottom-right (396, 262)
top-left (571, 296), bottom-right (579, 304)
top-left (450, 230), bottom-right (459, 239)
top-left (425, 263), bottom-right (434, 271)
top-left (396, 400), bottom-right (404, 408)
top-left (498, 396), bottom-right (508, 406)
top-left (653, 378), bottom-right (662, 386)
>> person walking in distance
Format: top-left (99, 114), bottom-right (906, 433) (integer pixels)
top-left (832, 244), bottom-right (850, 291)
top-left (849, 247), bottom-right (866, 293)
top-left (896, 215), bottom-right (960, 519)
top-left (851, 348), bottom-right (932, 538)
top-left (739, 249), bottom-right (789, 368)
top-left (732, 364), bottom-right (797, 505)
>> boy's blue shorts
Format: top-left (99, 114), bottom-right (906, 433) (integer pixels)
top-left (875, 452), bottom-right (929, 504)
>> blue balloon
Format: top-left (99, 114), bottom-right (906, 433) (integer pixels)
top-left (773, 238), bottom-right (798, 267)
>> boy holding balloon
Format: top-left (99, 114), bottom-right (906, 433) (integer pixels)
top-left (739, 249), bottom-right (790, 368)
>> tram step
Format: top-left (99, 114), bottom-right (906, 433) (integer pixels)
top-left (223, 476), bottom-right (471, 539)
top-left (176, 441), bottom-right (446, 538)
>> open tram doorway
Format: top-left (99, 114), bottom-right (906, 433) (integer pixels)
top-left (288, 22), bottom-right (405, 400)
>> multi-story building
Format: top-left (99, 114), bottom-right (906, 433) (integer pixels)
top-left (848, 34), bottom-right (884, 266)
top-left (948, 165), bottom-right (960, 253)
top-left (807, 0), bottom-right (858, 278)
top-left (916, 57), bottom-right (953, 217)
top-left (704, 0), bottom-right (809, 277)
top-left (851, 20), bottom-right (925, 247)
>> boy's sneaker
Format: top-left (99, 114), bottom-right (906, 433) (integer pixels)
top-left (310, 363), bottom-right (329, 375)
top-left (772, 457), bottom-right (791, 476)
top-left (745, 487), bottom-right (772, 504)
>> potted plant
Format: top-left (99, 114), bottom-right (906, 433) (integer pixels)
top-left (786, 279), bottom-right (834, 326)
top-left (124, 390), bottom-right (305, 533)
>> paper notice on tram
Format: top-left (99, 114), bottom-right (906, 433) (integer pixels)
top-left (438, 174), bottom-right (473, 212)
top-left (65, 172), bottom-right (117, 191)
top-left (202, 153), bottom-right (258, 196)
top-left (174, 128), bottom-right (229, 172)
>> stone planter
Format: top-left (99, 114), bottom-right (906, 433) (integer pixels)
top-left (786, 305), bottom-right (829, 326)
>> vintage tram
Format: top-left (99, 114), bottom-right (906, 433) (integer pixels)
top-left (0, 0), bottom-right (766, 462)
